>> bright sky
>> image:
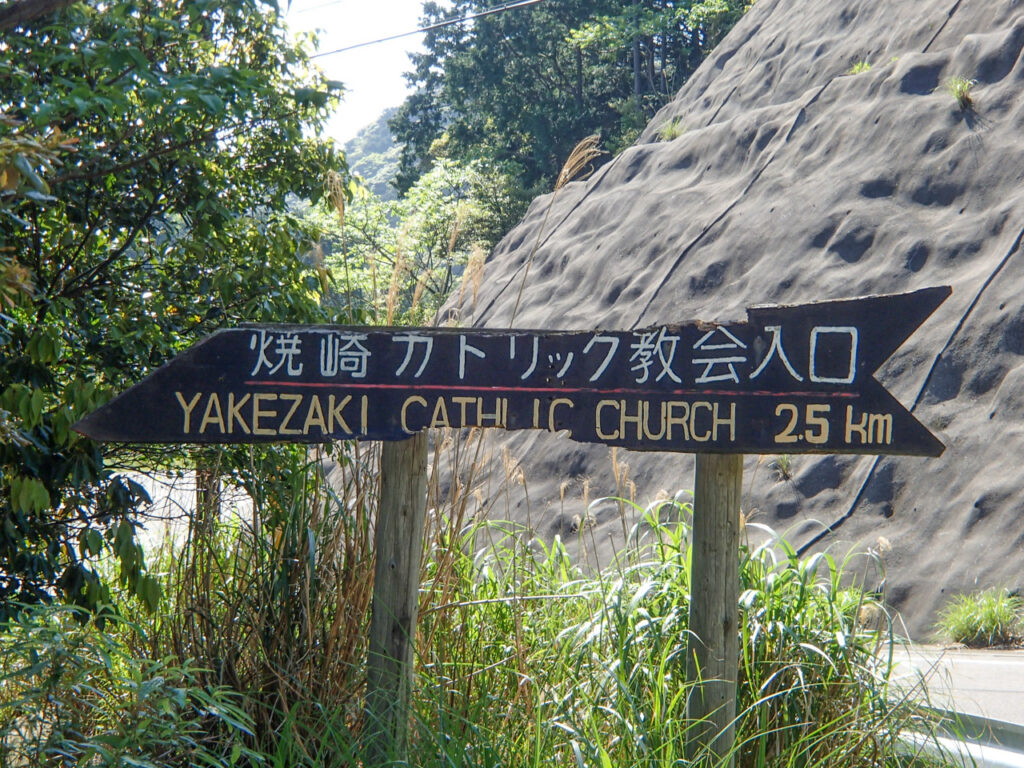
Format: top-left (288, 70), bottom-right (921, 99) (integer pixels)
top-left (285, 0), bottom-right (432, 144)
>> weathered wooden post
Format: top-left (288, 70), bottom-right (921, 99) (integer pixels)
top-left (686, 453), bottom-right (743, 767)
top-left (364, 432), bottom-right (429, 764)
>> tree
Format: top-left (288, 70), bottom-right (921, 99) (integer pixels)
top-left (390, 0), bottom-right (751, 196)
top-left (310, 157), bottom-right (520, 325)
top-left (391, 0), bottom-right (622, 195)
top-left (0, 0), bottom-right (344, 617)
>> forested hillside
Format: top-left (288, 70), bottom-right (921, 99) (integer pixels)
top-left (392, 0), bottom-right (750, 197)
top-left (343, 107), bottom-right (400, 199)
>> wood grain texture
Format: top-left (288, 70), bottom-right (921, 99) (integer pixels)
top-left (364, 432), bottom-right (429, 764)
top-left (686, 452), bottom-right (742, 767)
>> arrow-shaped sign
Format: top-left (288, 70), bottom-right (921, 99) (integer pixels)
top-left (75, 287), bottom-right (950, 456)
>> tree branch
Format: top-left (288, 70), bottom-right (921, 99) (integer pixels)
top-left (59, 193), bottom-right (166, 300)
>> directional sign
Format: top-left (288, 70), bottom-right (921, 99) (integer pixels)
top-left (74, 286), bottom-right (950, 456)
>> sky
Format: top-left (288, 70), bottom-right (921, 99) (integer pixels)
top-left (284, 0), bottom-right (431, 144)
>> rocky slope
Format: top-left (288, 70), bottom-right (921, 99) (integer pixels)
top-left (442, 0), bottom-right (1024, 637)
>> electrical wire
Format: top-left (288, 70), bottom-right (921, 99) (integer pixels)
top-left (310, 0), bottom-right (544, 58)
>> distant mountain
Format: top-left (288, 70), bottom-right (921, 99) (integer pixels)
top-left (344, 107), bottom-right (401, 200)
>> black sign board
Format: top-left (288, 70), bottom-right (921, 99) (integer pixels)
top-left (74, 287), bottom-right (950, 456)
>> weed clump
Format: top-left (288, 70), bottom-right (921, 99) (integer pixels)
top-left (657, 117), bottom-right (686, 141)
top-left (770, 454), bottom-right (793, 481)
top-left (945, 75), bottom-right (976, 110)
top-left (936, 587), bottom-right (1023, 647)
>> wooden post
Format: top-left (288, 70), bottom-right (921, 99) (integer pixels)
top-left (686, 453), bottom-right (743, 767)
top-left (365, 432), bottom-right (429, 765)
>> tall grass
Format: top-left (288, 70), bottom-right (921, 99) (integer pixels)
top-left (409, 489), bottom-right (949, 767)
top-left (1, 434), bottom-right (956, 766)
top-left (132, 443), bottom-right (380, 763)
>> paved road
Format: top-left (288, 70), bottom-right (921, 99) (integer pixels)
top-left (889, 644), bottom-right (1024, 726)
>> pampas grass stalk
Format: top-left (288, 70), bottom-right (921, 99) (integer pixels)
top-left (325, 170), bottom-right (358, 320)
top-left (509, 135), bottom-right (604, 327)
top-left (385, 241), bottom-right (407, 325)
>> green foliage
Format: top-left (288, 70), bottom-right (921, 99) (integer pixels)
top-left (944, 76), bottom-right (976, 110)
top-left (313, 158), bottom-right (521, 325)
top-left (141, 445), bottom-right (377, 763)
top-left (390, 0), bottom-right (751, 196)
top-left (0, 603), bottom-right (256, 767)
top-left (405, 490), bottom-right (939, 767)
top-left (0, 0), bottom-right (344, 614)
top-left (656, 117), bottom-right (686, 141)
top-left (936, 588), bottom-right (1023, 647)
top-left (849, 60), bottom-right (872, 74)
top-left (571, 0), bottom-right (750, 60)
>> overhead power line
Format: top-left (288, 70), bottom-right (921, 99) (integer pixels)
top-left (310, 0), bottom-right (545, 58)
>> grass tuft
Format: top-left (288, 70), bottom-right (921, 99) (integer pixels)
top-left (936, 588), bottom-right (1023, 647)
top-left (944, 76), bottom-right (975, 110)
top-left (657, 117), bottom-right (686, 141)
top-left (770, 454), bottom-right (793, 481)
top-left (848, 60), bottom-right (872, 75)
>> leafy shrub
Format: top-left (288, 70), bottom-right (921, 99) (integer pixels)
top-left (936, 588), bottom-right (1023, 647)
top-left (0, 603), bottom-right (255, 767)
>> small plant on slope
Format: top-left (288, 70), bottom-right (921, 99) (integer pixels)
top-left (848, 60), bottom-right (872, 74)
top-left (936, 588), bottom-right (1023, 647)
top-left (770, 454), bottom-right (793, 481)
top-left (657, 117), bottom-right (686, 141)
top-left (945, 76), bottom-right (976, 110)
